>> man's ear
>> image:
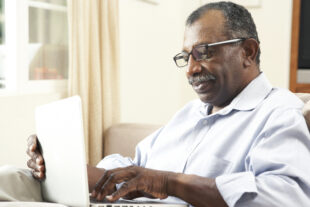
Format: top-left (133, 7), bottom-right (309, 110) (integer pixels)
top-left (242, 38), bottom-right (259, 68)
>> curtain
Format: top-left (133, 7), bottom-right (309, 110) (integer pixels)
top-left (67, 0), bottom-right (120, 166)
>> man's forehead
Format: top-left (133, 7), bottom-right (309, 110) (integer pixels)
top-left (183, 10), bottom-right (226, 51)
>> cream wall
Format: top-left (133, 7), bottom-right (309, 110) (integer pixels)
top-left (0, 93), bottom-right (66, 167)
top-left (119, 0), bottom-right (197, 125)
top-left (250, 0), bottom-right (292, 88)
top-left (119, 0), bottom-right (293, 124)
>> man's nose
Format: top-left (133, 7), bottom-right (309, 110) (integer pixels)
top-left (186, 55), bottom-right (202, 77)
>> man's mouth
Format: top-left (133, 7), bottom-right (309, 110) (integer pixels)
top-left (188, 74), bottom-right (216, 93)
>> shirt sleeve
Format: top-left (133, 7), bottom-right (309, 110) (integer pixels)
top-left (96, 127), bottom-right (163, 169)
top-left (96, 154), bottom-right (135, 169)
top-left (215, 108), bottom-right (310, 207)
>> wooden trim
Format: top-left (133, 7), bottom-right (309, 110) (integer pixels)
top-left (289, 0), bottom-right (301, 92)
top-left (295, 83), bottom-right (310, 92)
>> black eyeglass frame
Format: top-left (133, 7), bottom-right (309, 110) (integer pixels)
top-left (173, 38), bottom-right (246, 68)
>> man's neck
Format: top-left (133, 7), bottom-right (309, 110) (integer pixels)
top-left (211, 105), bottom-right (223, 114)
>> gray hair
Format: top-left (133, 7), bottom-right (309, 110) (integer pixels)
top-left (186, 1), bottom-right (261, 66)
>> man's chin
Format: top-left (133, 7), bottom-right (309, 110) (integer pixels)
top-left (197, 93), bottom-right (225, 107)
top-left (198, 93), bottom-right (233, 109)
top-left (198, 93), bottom-right (215, 104)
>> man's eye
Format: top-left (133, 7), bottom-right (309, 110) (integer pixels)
top-left (195, 46), bottom-right (208, 54)
top-left (194, 46), bottom-right (212, 60)
top-left (206, 49), bottom-right (214, 58)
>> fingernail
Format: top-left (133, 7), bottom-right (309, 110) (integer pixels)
top-left (106, 195), bottom-right (113, 200)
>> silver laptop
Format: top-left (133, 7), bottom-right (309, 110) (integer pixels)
top-left (35, 96), bottom-right (188, 207)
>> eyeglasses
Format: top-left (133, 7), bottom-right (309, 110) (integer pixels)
top-left (173, 38), bottom-right (245, 68)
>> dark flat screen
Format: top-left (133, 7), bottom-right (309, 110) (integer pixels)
top-left (298, 0), bottom-right (310, 69)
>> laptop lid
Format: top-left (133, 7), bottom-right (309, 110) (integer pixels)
top-left (35, 96), bottom-right (90, 207)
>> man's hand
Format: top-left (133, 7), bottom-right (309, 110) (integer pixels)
top-left (91, 166), bottom-right (171, 202)
top-left (26, 134), bottom-right (45, 181)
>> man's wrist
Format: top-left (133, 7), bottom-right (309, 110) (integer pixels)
top-left (165, 171), bottom-right (181, 197)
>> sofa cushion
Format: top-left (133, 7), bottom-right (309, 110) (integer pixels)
top-left (0, 165), bottom-right (42, 202)
top-left (103, 123), bottom-right (161, 158)
top-left (295, 93), bottom-right (310, 130)
top-left (303, 100), bottom-right (310, 130)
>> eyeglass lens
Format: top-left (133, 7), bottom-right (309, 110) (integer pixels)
top-left (175, 45), bottom-right (209, 67)
top-left (174, 53), bottom-right (188, 67)
top-left (192, 45), bottom-right (209, 61)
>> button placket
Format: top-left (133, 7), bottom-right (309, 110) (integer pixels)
top-left (182, 118), bottom-right (212, 172)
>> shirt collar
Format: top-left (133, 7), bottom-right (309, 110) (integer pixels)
top-left (199, 73), bottom-right (273, 116)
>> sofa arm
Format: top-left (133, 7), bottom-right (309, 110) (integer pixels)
top-left (295, 93), bottom-right (310, 130)
top-left (103, 123), bottom-right (161, 158)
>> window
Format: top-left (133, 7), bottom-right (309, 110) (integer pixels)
top-left (0, 0), bottom-right (68, 94)
top-left (28, 0), bottom-right (68, 80)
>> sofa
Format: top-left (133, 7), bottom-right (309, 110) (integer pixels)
top-left (0, 93), bottom-right (310, 207)
top-left (103, 123), bottom-right (161, 158)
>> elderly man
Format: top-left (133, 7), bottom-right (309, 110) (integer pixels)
top-left (27, 1), bottom-right (310, 207)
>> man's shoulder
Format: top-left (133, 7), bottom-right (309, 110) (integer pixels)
top-left (263, 88), bottom-right (303, 110)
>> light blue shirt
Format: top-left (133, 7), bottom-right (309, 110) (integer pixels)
top-left (97, 73), bottom-right (310, 206)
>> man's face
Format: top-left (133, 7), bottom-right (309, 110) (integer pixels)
top-left (183, 10), bottom-right (249, 107)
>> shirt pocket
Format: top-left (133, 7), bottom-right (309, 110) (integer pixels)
top-left (185, 154), bottom-right (233, 178)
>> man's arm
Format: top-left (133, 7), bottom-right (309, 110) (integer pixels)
top-left (91, 166), bottom-right (227, 207)
top-left (168, 173), bottom-right (227, 207)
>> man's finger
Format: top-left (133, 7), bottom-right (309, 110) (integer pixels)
top-left (122, 191), bottom-right (145, 200)
top-left (26, 149), bottom-right (39, 164)
top-left (106, 179), bottom-right (138, 202)
top-left (27, 135), bottom-right (37, 151)
top-left (26, 148), bottom-right (36, 158)
top-left (32, 169), bottom-right (45, 180)
top-left (91, 169), bottom-right (114, 198)
top-left (27, 158), bottom-right (44, 172)
top-left (93, 167), bottom-right (136, 200)
top-left (92, 167), bottom-right (124, 195)
top-left (36, 155), bottom-right (44, 165)
top-left (27, 159), bottom-right (35, 169)
top-left (96, 173), bottom-right (127, 200)
top-left (27, 160), bottom-right (44, 180)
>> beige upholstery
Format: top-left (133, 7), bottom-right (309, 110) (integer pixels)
top-left (295, 93), bottom-right (310, 130)
top-left (0, 165), bottom-right (43, 202)
top-left (103, 123), bottom-right (161, 158)
top-left (295, 93), bottom-right (310, 103)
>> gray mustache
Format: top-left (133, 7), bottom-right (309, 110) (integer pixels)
top-left (188, 74), bottom-right (216, 85)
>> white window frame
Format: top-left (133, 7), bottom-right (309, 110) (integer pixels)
top-left (0, 0), bottom-right (68, 95)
